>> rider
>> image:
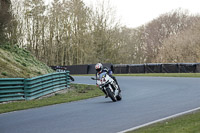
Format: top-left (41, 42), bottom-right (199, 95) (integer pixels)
top-left (95, 63), bottom-right (121, 98)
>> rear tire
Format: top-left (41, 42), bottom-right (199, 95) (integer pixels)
top-left (106, 87), bottom-right (117, 102)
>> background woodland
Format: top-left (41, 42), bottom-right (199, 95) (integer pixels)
top-left (1, 0), bottom-right (200, 66)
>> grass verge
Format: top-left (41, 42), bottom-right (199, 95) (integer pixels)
top-left (0, 84), bottom-right (103, 114)
top-left (73, 73), bottom-right (200, 78)
top-left (128, 110), bottom-right (200, 133)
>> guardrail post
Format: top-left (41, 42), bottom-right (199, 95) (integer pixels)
top-left (66, 71), bottom-right (70, 87)
top-left (24, 78), bottom-right (28, 100)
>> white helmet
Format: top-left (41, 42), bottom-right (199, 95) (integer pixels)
top-left (95, 63), bottom-right (103, 72)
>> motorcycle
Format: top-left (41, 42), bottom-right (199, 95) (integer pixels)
top-left (91, 72), bottom-right (122, 102)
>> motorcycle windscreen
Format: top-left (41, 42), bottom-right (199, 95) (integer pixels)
top-left (99, 72), bottom-right (107, 80)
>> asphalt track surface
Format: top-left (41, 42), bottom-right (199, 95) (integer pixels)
top-left (1, 76), bottom-right (200, 133)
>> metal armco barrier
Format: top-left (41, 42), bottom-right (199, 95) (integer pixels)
top-left (0, 78), bottom-right (25, 102)
top-left (0, 72), bottom-right (70, 102)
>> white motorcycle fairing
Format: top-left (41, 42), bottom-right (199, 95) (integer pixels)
top-left (96, 72), bottom-right (121, 102)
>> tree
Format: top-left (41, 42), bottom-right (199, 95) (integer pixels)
top-left (143, 9), bottom-right (193, 63)
top-left (0, 0), bottom-right (12, 44)
top-left (156, 17), bottom-right (200, 63)
top-left (90, 0), bottom-right (120, 63)
top-left (117, 26), bottom-right (146, 64)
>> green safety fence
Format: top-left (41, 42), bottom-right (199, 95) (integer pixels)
top-left (0, 71), bottom-right (70, 102)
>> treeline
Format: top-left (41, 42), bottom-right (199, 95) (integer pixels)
top-left (2, 0), bottom-right (200, 66)
top-left (0, 0), bottom-right (12, 44)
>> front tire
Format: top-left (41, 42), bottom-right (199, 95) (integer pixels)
top-left (116, 93), bottom-right (122, 101)
top-left (106, 87), bottom-right (117, 102)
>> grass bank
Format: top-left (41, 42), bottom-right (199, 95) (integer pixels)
top-left (0, 84), bottom-right (103, 114)
top-left (0, 44), bottom-right (54, 78)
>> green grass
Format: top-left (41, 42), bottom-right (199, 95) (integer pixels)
top-left (128, 110), bottom-right (200, 133)
top-left (0, 84), bottom-right (103, 114)
top-left (0, 44), bottom-right (54, 78)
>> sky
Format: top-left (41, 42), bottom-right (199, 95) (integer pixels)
top-left (46, 0), bottom-right (200, 28)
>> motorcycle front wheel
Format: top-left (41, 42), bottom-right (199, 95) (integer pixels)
top-left (116, 93), bottom-right (122, 101)
top-left (106, 87), bottom-right (117, 102)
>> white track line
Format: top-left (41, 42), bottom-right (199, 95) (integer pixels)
top-left (118, 106), bottom-right (200, 133)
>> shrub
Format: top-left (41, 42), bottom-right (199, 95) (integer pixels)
top-left (1, 72), bottom-right (7, 76)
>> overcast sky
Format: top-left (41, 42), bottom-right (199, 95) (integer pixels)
top-left (46, 0), bottom-right (200, 28)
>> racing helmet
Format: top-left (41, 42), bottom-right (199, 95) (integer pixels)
top-left (95, 63), bottom-right (103, 72)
